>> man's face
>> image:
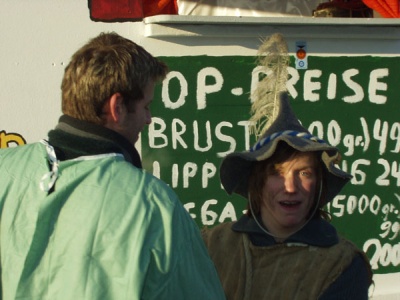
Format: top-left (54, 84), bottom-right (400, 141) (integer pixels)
top-left (260, 152), bottom-right (317, 238)
top-left (121, 81), bottom-right (155, 146)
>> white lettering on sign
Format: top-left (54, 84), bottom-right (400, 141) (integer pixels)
top-left (183, 199), bottom-right (238, 225)
top-left (162, 71), bottom-right (187, 109)
top-left (363, 239), bottom-right (400, 270)
top-left (327, 192), bottom-right (400, 270)
top-left (197, 67), bottom-right (224, 110)
top-left (285, 67), bottom-right (388, 104)
top-left (369, 68), bottom-right (389, 104)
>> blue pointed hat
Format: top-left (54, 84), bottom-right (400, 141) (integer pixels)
top-left (219, 92), bottom-right (352, 204)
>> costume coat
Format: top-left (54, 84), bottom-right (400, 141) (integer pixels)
top-left (203, 216), bottom-right (372, 300)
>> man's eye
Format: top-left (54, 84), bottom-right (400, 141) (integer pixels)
top-left (300, 170), bottom-right (312, 177)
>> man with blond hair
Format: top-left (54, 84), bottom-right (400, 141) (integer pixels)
top-left (0, 32), bottom-right (225, 300)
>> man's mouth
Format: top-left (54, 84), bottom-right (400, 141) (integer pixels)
top-left (279, 201), bottom-right (301, 207)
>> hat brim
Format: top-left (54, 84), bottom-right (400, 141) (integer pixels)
top-left (220, 134), bottom-right (352, 204)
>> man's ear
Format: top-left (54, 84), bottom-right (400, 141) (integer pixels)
top-left (105, 93), bottom-right (126, 124)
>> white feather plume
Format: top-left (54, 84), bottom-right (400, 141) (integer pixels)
top-left (249, 33), bottom-right (290, 139)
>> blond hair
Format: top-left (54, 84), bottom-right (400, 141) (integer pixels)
top-left (61, 32), bottom-right (168, 124)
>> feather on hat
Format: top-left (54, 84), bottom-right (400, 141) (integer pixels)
top-left (219, 34), bottom-right (352, 204)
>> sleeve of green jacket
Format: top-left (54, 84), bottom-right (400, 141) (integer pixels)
top-left (140, 179), bottom-right (226, 300)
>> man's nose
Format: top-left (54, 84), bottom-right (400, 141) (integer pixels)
top-left (284, 174), bottom-right (297, 193)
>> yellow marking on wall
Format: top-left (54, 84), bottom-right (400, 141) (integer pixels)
top-left (0, 131), bottom-right (26, 148)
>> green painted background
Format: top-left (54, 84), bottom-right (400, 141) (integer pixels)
top-left (142, 55), bottom-right (400, 275)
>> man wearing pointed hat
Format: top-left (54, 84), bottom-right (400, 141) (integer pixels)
top-left (202, 34), bottom-right (372, 299)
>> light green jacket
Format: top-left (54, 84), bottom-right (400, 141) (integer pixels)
top-left (0, 142), bottom-right (225, 300)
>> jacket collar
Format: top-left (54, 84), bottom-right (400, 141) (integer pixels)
top-left (48, 115), bottom-right (142, 168)
top-left (232, 214), bottom-right (338, 247)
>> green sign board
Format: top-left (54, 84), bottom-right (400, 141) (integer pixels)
top-left (142, 55), bottom-right (400, 275)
